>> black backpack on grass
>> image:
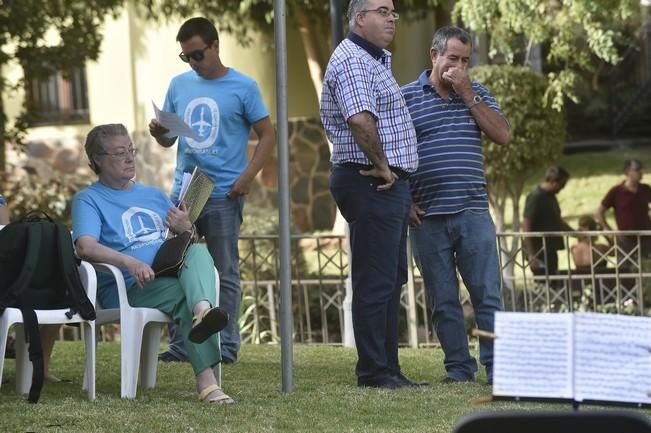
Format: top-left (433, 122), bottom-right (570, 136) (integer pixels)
top-left (0, 211), bottom-right (96, 403)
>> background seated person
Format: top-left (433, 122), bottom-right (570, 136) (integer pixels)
top-left (571, 215), bottom-right (611, 271)
top-left (72, 124), bottom-right (233, 404)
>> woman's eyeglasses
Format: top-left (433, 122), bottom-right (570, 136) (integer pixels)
top-left (98, 148), bottom-right (138, 160)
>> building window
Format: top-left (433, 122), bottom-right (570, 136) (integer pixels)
top-left (26, 66), bottom-right (90, 125)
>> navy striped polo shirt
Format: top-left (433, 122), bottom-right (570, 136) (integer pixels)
top-left (401, 70), bottom-right (504, 216)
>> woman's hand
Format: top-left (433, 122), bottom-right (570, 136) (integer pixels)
top-left (166, 201), bottom-right (193, 234)
top-left (126, 256), bottom-right (155, 288)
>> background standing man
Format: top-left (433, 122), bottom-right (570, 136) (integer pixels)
top-left (320, 0), bottom-right (422, 389)
top-left (597, 159), bottom-right (651, 258)
top-left (401, 26), bottom-right (509, 385)
top-left (149, 17), bottom-right (275, 364)
top-left (523, 165), bottom-right (573, 276)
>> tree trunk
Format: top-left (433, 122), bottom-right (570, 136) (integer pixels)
top-left (295, 7), bottom-right (326, 105)
top-left (0, 68), bottom-right (5, 174)
top-left (294, 7), bottom-right (350, 233)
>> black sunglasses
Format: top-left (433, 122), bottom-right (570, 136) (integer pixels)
top-left (179, 45), bottom-right (211, 63)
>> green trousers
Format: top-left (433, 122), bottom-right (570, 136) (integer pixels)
top-left (127, 244), bottom-right (221, 374)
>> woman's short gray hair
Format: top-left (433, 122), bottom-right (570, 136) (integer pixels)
top-left (85, 123), bottom-right (129, 174)
top-left (347, 0), bottom-right (369, 30)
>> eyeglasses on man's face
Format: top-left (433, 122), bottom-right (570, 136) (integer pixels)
top-left (179, 45), bottom-right (211, 63)
top-left (360, 7), bottom-right (399, 20)
top-left (98, 147), bottom-right (138, 161)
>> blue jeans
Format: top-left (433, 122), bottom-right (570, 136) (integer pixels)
top-left (330, 165), bottom-right (411, 383)
top-left (410, 209), bottom-right (502, 381)
top-left (167, 196), bottom-right (243, 363)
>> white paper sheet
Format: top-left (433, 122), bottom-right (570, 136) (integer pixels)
top-left (177, 171), bottom-right (194, 205)
top-left (152, 101), bottom-right (200, 141)
top-left (574, 312), bottom-right (651, 404)
top-left (493, 312), bottom-right (574, 399)
top-left (493, 311), bottom-right (651, 405)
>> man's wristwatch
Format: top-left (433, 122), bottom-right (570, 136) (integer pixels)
top-left (468, 94), bottom-right (483, 109)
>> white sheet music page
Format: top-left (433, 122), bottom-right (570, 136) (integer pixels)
top-left (574, 312), bottom-right (651, 404)
top-left (493, 312), bottom-right (574, 399)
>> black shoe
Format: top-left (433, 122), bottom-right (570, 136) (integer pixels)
top-left (358, 376), bottom-right (405, 390)
top-left (440, 376), bottom-right (474, 384)
top-left (158, 350), bottom-right (188, 363)
top-left (188, 307), bottom-right (229, 344)
top-left (394, 373), bottom-right (430, 387)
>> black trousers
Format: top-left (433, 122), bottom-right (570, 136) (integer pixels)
top-left (330, 165), bottom-right (411, 382)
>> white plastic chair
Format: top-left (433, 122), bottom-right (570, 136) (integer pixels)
top-left (0, 260), bottom-right (97, 400)
top-left (89, 262), bottom-right (222, 399)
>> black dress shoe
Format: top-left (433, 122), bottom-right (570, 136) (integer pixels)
top-left (395, 373), bottom-right (430, 387)
top-left (358, 375), bottom-right (404, 390)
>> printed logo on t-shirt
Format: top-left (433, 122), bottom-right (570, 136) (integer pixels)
top-left (184, 97), bottom-right (220, 150)
top-left (121, 207), bottom-right (165, 244)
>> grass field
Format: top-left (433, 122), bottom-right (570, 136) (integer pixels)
top-left (4, 342), bottom-right (648, 433)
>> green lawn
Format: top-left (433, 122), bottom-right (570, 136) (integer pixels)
top-left (2, 342), bottom-right (648, 432)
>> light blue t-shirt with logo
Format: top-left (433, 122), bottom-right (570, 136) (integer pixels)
top-left (72, 181), bottom-right (173, 308)
top-left (162, 68), bottom-right (269, 199)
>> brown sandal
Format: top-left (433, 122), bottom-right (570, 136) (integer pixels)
top-left (198, 384), bottom-right (234, 405)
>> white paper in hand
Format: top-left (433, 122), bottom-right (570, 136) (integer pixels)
top-left (152, 101), bottom-right (200, 141)
top-left (177, 171), bottom-right (194, 205)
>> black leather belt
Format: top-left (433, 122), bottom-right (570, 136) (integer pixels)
top-left (336, 162), bottom-right (410, 180)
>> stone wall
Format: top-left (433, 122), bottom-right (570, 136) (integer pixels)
top-left (248, 117), bottom-right (336, 232)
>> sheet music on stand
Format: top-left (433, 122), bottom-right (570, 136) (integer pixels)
top-left (492, 311), bottom-right (651, 408)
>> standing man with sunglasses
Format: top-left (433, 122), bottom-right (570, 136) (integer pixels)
top-left (149, 17), bottom-right (275, 365)
top-left (320, 0), bottom-right (424, 389)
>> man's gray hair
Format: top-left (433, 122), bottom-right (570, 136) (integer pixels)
top-left (431, 26), bottom-right (472, 55)
top-left (347, 0), bottom-right (369, 29)
top-left (84, 123), bottom-right (129, 174)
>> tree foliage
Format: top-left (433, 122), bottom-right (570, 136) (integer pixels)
top-left (454, 0), bottom-right (640, 110)
top-left (470, 65), bottom-right (565, 233)
top-left (0, 0), bottom-right (125, 170)
top-left (139, 0), bottom-right (442, 46)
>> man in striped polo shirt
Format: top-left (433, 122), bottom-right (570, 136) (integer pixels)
top-left (320, 0), bottom-right (422, 389)
top-left (401, 26), bottom-right (510, 385)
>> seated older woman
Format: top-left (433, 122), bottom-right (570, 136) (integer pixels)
top-left (72, 123), bottom-right (233, 404)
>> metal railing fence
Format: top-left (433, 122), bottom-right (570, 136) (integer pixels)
top-left (68, 230), bottom-right (651, 345)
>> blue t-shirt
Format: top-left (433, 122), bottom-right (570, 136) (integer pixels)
top-left (162, 68), bottom-right (270, 198)
top-left (72, 181), bottom-right (173, 308)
